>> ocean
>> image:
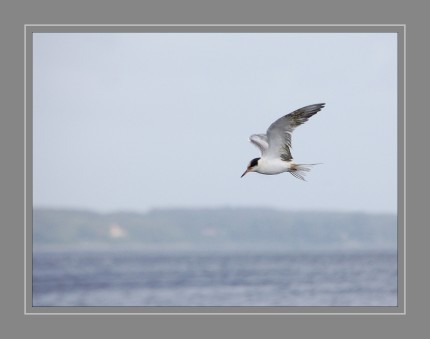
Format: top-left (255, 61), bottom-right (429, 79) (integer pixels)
top-left (32, 247), bottom-right (397, 307)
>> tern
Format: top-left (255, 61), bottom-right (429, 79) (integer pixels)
top-left (241, 103), bottom-right (325, 181)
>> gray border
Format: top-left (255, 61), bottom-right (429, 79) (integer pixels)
top-left (4, 0), bottom-right (428, 337)
top-left (25, 25), bottom-right (404, 315)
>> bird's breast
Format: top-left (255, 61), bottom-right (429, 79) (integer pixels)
top-left (256, 159), bottom-right (292, 175)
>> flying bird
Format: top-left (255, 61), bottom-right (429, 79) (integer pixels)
top-left (241, 103), bottom-right (325, 181)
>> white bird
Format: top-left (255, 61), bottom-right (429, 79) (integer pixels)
top-left (241, 103), bottom-right (325, 181)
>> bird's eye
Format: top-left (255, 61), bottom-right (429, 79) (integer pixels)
top-left (250, 158), bottom-right (260, 167)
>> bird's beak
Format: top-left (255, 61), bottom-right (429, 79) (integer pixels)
top-left (241, 168), bottom-right (250, 178)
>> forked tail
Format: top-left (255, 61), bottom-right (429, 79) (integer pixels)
top-left (290, 163), bottom-right (322, 181)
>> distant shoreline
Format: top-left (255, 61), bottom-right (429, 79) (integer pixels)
top-left (32, 207), bottom-right (397, 251)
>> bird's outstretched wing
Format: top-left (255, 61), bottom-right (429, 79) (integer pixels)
top-left (265, 103), bottom-right (325, 161)
top-left (249, 134), bottom-right (269, 155)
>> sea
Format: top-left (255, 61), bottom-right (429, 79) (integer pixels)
top-left (32, 246), bottom-right (397, 307)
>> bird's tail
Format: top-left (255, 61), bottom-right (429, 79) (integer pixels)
top-left (290, 163), bottom-right (322, 181)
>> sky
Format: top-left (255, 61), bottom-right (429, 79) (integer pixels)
top-left (32, 32), bottom-right (398, 214)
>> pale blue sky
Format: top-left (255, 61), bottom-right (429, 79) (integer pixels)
top-left (33, 32), bottom-right (398, 214)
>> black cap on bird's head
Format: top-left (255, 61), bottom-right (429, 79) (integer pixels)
top-left (241, 157), bottom-right (260, 178)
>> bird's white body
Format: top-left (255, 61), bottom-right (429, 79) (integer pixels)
top-left (241, 103), bottom-right (325, 181)
top-left (253, 157), bottom-right (293, 175)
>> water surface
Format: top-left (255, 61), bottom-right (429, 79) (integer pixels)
top-left (33, 247), bottom-right (397, 307)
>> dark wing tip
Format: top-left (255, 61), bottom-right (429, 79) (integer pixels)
top-left (287, 103), bottom-right (326, 125)
top-left (304, 103), bottom-right (325, 112)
